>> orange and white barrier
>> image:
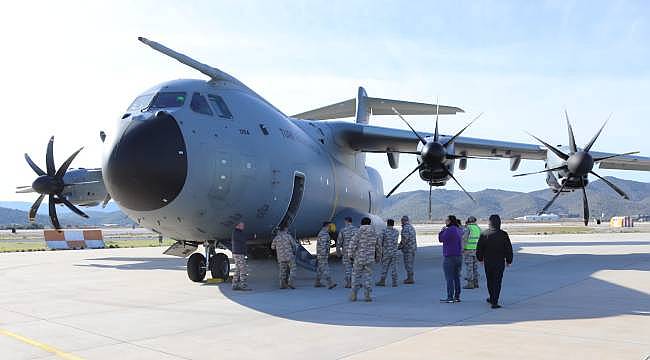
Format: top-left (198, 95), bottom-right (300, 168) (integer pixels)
top-left (609, 216), bottom-right (634, 228)
top-left (43, 229), bottom-right (105, 249)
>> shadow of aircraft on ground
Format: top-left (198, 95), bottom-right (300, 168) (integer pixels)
top-left (77, 237), bottom-right (650, 328)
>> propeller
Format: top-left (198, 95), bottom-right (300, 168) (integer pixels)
top-left (386, 105), bottom-right (481, 219)
top-left (515, 111), bottom-right (637, 225)
top-left (24, 137), bottom-right (88, 229)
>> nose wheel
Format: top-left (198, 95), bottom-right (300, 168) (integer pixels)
top-left (186, 241), bottom-right (230, 282)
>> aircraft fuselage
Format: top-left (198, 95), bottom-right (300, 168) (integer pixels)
top-left (102, 79), bottom-right (383, 246)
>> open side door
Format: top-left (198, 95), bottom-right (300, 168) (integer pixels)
top-left (277, 172), bottom-right (317, 272)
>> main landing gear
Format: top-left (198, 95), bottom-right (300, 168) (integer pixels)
top-left (187, 241), bottom-right (230, 282)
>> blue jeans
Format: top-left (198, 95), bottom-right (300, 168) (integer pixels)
top-left (443, 256), bottom-right (462, 300)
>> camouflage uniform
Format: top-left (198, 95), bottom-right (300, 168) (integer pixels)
top-left (315, 228), bottom-right (335, 287)
top-left (271, 230), bottom-right (297, 287)
top-left (337, 224), bottom-right (358, 287)
top-left (400, 223), bottom-right (417, 281)
top-left (232, 254), bottom-right (248, 289)
top-left (349, 225), bottom-right (380, 298)
top-left (379, 227), bottom-right (400, 285)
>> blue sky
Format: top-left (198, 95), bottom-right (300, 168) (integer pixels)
top-left (1, 0), bottom-right (649, 200)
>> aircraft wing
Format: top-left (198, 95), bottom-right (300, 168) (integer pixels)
top-left (292, 98), bottom-right (464, 120)
top-left (590, 151), bottom-right (650, 171)
top-left (331, 122), bottom-right (547, 160)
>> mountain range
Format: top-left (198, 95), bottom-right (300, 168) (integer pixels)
top-left (2, 177), bottom-right (648, 227)
top-left (380, 176), bottom-right (650, 221)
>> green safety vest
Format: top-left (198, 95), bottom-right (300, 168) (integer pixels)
top-left (464, 224), bottom-right (481, 250)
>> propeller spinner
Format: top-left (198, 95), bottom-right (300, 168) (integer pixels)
top-left (386, 103), bottom-right (482, 219)
top-left (24, 137), bottom-right (88, 229)
top-left (515, 111), bottom-right (638, 225)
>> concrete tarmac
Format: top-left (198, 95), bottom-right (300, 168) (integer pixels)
top-left (0, 233), bottom-right (648, 359)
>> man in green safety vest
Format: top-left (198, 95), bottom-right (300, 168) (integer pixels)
top-left (462, 216), bottom-right (481, 289)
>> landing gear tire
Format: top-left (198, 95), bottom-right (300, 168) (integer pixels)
top-left (187, 253), bottom-right (206, 282)
top-left (210, 253), bottom-right (230, 279)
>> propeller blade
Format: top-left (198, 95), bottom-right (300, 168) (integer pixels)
top-left (434, 97), bottom-right (440, 142)
top-left (29, 194), bottom-right (45, 221)
top-left (48, 195), bottom-right (61, 229)
top-left (584, 115), bottom-right (610, 152)
top-left (24, 153), bottom-right (46, 176)
top-left (593, 151), bottom-right (639, 162)
top-left (538, 181), bottom-right (567, 215)
top-left (565, 110), bottom-right (578, 153)
top-left (590, 171), bottom-right (630, 200)
top-left (55, 147), bottom-right (84, 178)
top-left (513, 165), bottom-right (567, 177)
top-left (386, 163), bottom-right (423, 198)
top-left (527, 132), bottom-right (569, 161)
top-left (443, 112), bottom-right (483, 147)
top-left (101, 193), bottom-right (112, 208)
top-left (391, 107), bottom-right (427, 145)
top-left (581, 177), bottom-right (590, 226)
top-left (46, 136), bottom-right (56, 176)
top-left (443, 167), bottom-right (476, 203)
top-left (428, 184), bottom-right (432, 220)
top-left (60, 198), bottom-right (89, 218)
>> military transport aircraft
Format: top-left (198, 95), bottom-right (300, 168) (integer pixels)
top-left (17, 37), bottom-right (650, 282)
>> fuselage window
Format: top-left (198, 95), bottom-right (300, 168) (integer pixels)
top-left (190, 92), bottom-right (213, 116)
top-left (127, 94), bottom-right (154, 112)
top-left (208, 94), bottom-right (233, 119)
top-left (149, 92), bottom-right (187, 110)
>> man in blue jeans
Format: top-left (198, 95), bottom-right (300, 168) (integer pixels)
top-left (438, 215), bottom-right (463, 303)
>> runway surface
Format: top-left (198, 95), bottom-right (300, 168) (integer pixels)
top-left (0, 233), bottom-right (648, 359)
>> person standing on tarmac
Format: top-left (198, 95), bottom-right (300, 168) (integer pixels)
top-left (376, 219), bottom-right (400, 287)
top-left (336, 217), bottom-right (357, 288)
top-left (399, 215), bottom-right (417, 284)
top-left (462, 216), bottom-right (481, 289)
top-left (439, 215), bottom-right (463, 303)
top-left (315, 222), bottom-right (337, 289)
top-left (349, 217), bottom-right (380, 302)
top-left (231, 222), bottom-right (251, 291)
top-left (476, 214), bottom-right (513, 309)
top-left (270, 225), bottom-right (297, 289)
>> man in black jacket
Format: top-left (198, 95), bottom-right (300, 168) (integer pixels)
top-left (476, 214), bottom-right (513, 308)
top-left (232, 222), bottom-right (251, 291)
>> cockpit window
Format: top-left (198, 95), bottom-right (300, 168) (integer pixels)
top-left (208, 94), bottom-right (233, 119)
top-left (127, 94), bottom-right (154, 112)
top-left (149, 92), bottom-right (187, 110)
top-left (190, 92), bottom-right (213, 116)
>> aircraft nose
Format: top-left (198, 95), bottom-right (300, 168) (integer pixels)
top-left (104, 111), bottom-right (188, 211)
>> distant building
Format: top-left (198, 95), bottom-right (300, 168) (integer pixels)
top-left (514, 213), bottom-right (560, 222)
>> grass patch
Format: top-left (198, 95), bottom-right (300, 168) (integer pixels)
top-left (104, 239), bottom-right (176, 248)
top-left (0, 238), bottom-right (176, 252)
top-left (0, 241), bottom-right (47, 252)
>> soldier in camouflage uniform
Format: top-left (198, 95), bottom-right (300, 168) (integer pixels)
top-left (336, 217), bottom-right (357, 288)
top-left (399, 215), bottom-right (417, 284)
top-left (376, 219), bottom-right (399, 287)
top-left (315, 222), bottom-right (337, 289)
top-left (271, 226), bottom-right (297, 289)
top-left (349, 217), bottom-right (380, 302)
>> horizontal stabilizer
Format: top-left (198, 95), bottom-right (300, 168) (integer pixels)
top-left (292, 95), bottom-right (464, 120)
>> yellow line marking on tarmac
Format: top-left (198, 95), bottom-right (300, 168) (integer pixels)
top-left (0, 328), bottom-right (85, 360)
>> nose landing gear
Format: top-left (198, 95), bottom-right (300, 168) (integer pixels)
top-left (186, 241), bottom-right (230, 282)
